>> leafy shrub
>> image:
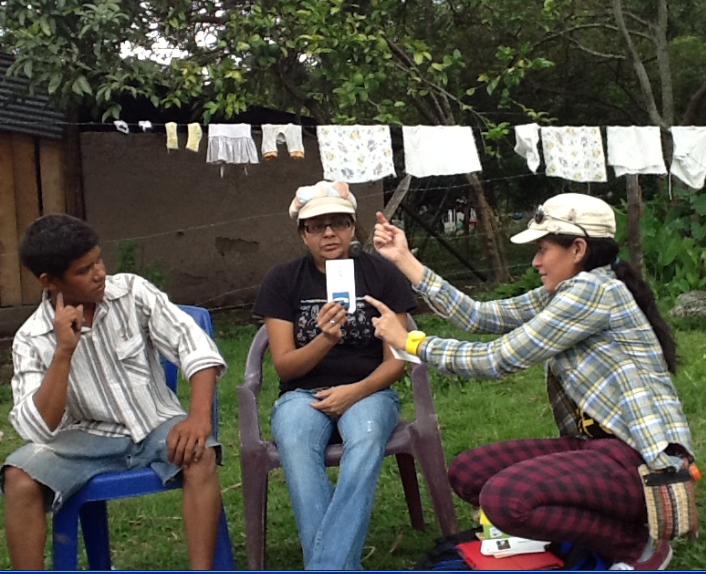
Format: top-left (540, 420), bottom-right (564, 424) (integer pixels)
top-left (615, 192), bottom-right (706, 298)
top-left (115, 240), bottom-right (168, 290)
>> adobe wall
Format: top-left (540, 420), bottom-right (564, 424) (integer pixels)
top-left (79, 131), bottom-right (384, 311)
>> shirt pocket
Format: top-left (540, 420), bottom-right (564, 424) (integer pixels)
top-left (115, 333), bottom-right (151, 385)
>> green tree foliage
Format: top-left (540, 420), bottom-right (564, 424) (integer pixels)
top-left (0, 0), bottom-right (555, 127)
top-left (3, 0), bottom-right (704, 290)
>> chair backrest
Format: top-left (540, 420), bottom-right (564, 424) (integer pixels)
top-left (162, 304), bottom-right (220, 438)
top-left (238, 314), bottom-right (437, 442)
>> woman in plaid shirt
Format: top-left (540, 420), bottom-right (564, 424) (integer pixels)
top-left (367, 193), bottom-right (695, 571)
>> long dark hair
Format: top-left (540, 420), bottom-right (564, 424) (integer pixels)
top-left (548, 234), bottom-right (677, 373)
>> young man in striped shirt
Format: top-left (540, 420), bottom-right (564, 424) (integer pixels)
top-left (0, 214), bottom-right (227, 569)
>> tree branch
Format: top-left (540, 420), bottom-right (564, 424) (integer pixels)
top-left (612, 0), bottom-right (665, 127)
top-left (527, 80), bottom-right (643, 124)
top-left (276, 59), bottom-right (330, 124)
top-left (655, 0), bottom-right (673, 125)
top-left (536, 22), bottom-right (651, 50)
top-left (567, 37), bottom-right (626, 60)
top-left (624, 11), bottom-right (650, 27)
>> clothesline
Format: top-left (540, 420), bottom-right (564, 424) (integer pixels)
top-left (4, 116), bottom-right (704, 187)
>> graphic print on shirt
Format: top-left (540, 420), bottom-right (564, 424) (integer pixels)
top-left (296, 297), bottom-right (372, 348)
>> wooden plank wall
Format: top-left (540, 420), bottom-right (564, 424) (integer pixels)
top-left (0, 132), bottom-right (66, 307)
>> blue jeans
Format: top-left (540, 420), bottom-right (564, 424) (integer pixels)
top-left (271, 387), bottom-right (400, 570)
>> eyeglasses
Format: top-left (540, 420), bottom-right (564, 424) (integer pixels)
top-left (303, 218), bottom-right (353, 235)
top-left (533, 205), bottom-right (589, 237)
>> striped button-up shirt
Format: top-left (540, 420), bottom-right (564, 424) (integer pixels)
top-left (414, 266), bottom-right (693, 470)
top-left (10, 273), bottom-right (226, 444)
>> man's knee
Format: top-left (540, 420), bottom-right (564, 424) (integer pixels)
top-left (182, 447), bottom-right (218, 483)
top-left (3, 466), bottom-right (44, 501)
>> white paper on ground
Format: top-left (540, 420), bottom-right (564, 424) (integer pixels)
top-left (480, 536), bottom-right (550, 558)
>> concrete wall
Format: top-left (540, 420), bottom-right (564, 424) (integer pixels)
top-left (80, 132), bottom-right (383, 310)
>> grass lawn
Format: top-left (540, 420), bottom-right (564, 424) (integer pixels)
top-left (0, 313), bottom-right (704, 570)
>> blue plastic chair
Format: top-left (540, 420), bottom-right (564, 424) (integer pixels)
top-left (52, 305), bottom-right (235, 570)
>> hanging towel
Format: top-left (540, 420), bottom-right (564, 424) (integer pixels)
top-left (317, 125), bottom-right (395, 183)
top-left (165, 122), bottom-right (179, 150)
top-left (541, 126), bottom-right (607, 182)
top-left (670, 126), bottom-right (706, 190)
top-left (262, 124), bottom-right (305, 159)
top-left (207, 124), bottom-right (259, 164)
top-left (402, 125), bottom-right (482, 178)
top-left (606, 126), bottom-right (666, 176)
top-left (186, 123), bottom-right (203, 153)
top-left (514, 123), bottom-right (541, 173)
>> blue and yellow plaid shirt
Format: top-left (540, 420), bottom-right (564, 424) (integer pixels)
top-left (415, 265), bottom-right (693, 470)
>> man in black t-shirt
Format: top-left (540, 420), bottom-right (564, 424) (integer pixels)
top-left (253, 180), bottom-right (415, 570)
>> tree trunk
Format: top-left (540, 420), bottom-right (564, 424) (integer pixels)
top-left (626, 175), bottom-right (645, 278)
top-left (63, 107), bottom-right (85, 219)
top-left (465, 173), bottom-right (510, 283)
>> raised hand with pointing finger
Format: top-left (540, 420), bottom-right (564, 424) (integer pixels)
top-left (53, 292), bottom-right (84, 354)
top-left (365, 295), bottom-right (409, 351)
top-left (373, 212), bottom-right (426, 286)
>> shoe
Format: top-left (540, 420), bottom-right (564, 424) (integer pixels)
top-left (609, 539), bottom-right (673, 570)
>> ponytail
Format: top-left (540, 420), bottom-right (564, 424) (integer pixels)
top-left (610, 260), bottom-right (677, 373)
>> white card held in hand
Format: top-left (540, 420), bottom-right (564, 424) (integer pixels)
top-left (326, 259), bottom-right (356, 314)
top-left (390, 346), bottom-right (422, 364)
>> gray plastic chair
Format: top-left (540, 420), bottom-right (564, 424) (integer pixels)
top-left (237, 315), bottom-right (458, 570)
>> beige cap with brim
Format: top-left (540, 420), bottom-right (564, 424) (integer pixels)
top-left (511, 193), bottom-right (616, 244)
top-left (289, 181), bottom-right (358, 221)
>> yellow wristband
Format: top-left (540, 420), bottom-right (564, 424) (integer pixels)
top-left (405, 330), bottom-right (426, 356)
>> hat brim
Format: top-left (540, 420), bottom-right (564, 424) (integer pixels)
top-left (510, 227), bottom-right (549, 244)
top-left (298, 202), bottom-right (356, 221)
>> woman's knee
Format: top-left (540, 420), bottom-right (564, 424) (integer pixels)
top-left (478, 471), bottom-right (531, 533)
top-left (448, 452), bottom-right (484, 504)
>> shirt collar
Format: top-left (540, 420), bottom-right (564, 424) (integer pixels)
top-left (25, 275), bottom-right (129, 337)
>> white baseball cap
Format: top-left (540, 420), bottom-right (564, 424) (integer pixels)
top-left (511, 193), bottom-right (616, 244)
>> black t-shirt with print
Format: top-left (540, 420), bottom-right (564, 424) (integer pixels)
top-left (253, 252), bottom-right (417, 394)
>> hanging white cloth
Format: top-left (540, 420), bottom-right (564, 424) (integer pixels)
top-left (206, 124), bottom-right (259, 164)
top-left (606, 126), bottom-right (666, 176)
top-left (317, 125), bottom-right (395, 183)
top-left (670, 126), bottom-right (706, 190)
top-left (113, 120), bottom-right (129, 134)
top-left (541, 126), bottom-right (607, 182)
top-left (262, 124), bottom-right (305, 159)
top-left (402, 125), bottom-right (482, 178)
top-left (514, 123), bottom-right (541, 173)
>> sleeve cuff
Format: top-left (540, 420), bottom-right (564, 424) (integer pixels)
top-left (413, 266), bottom-right (440, 295)
top-left (10, 401), bottom-right (66, 444)
top-left (181, 350), bottom-right (228, 381)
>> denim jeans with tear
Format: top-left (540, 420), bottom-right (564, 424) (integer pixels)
top-left (271, 387), bottom-right (400, 570)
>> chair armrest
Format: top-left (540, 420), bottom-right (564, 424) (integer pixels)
top-left (237, 325), bottom-right (270, 448)
top-left (409, 362), bottom-right (439, 420)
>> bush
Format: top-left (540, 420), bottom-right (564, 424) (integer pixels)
top-left (115, 240), bottom-right (167, 290)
